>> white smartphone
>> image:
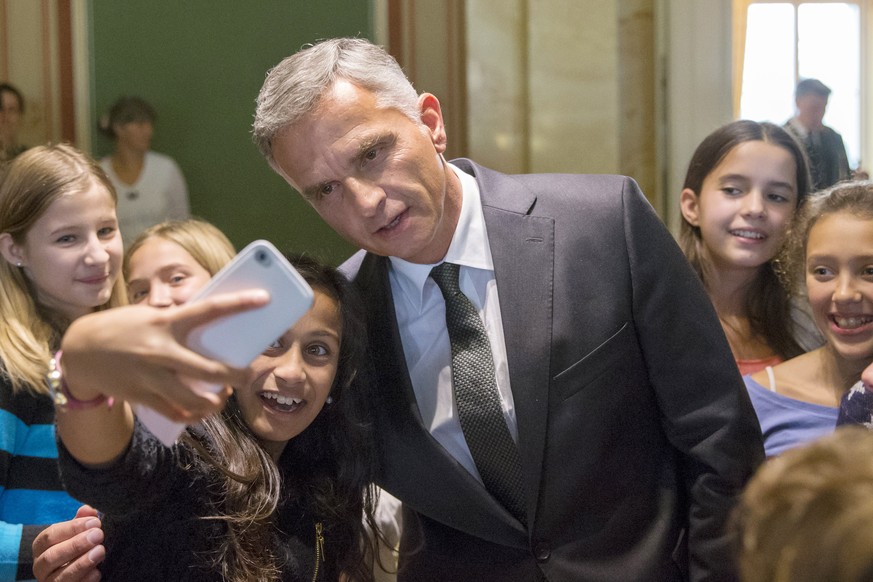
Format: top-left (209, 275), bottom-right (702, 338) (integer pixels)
top-left (136, 240), bottom-right (315, 446)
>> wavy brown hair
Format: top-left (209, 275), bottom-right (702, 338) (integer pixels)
top-left (776, 180), bottom-right (873, 296)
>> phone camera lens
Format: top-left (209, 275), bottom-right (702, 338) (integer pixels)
top-left (255, 250), bottom-right (270, 265)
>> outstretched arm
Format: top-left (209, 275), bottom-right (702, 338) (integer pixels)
top-left (56, 290), bottom-right (265, 466)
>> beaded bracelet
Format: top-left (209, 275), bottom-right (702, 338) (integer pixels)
top-left (47, 350), bottom-right (112, 410)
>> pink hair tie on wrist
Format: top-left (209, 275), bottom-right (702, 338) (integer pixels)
top-left (47, 350), bottom-right (113, 410)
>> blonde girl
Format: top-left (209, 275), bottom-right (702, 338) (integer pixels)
top-left (0, 144), bottom-right (125, 579)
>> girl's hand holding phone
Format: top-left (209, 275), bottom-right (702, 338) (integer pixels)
top-left (59, 289), bottom-right (269, 423)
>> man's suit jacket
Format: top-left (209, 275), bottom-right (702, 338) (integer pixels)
top-left (343, 160), bottom-right (764, 582)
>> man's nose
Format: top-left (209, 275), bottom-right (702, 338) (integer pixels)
top-left (346, 178), bottom-right (386, 215)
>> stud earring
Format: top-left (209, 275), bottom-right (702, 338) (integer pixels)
top-left (325, 395), bottom-right (334, 405)
top-left (16, 261), bottom-right (22, 267)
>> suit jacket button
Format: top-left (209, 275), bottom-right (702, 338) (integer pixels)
top-left (534, 541), bottom-right (551, 562)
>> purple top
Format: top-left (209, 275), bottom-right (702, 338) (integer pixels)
top-left (744, 375), bottom-right (838, 457)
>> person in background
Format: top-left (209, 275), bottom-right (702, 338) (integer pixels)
top-left (744, 181), bottom-right (873, 456)
top-left (98, 96), bottom-right (190, 245)
top-left (784, 78), bottom-right (867, 190)
top-left (0, 83), bottom-right (27, 161)
top-left (732, 426), bottom-right (873, 582)
top-left (679, 120), bottom-right (818, 375)
top-left (0, 144), bottom-right (125, 580)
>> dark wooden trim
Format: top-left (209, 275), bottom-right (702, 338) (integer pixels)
top-left (0, 0), bottom-right (8, 81)
top-left (447, 0), bottom-right (468, 158)
top-left (57, 0), bottom-right (74, 142)
top-left (387, 0), bottom-right (403, 56)
top-left (40, 0), bottom-right (53, 137)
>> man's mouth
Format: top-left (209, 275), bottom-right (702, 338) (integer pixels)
top-left (378, 210), bottom-right (405, 233)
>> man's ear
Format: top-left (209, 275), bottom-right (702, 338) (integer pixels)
top-left (418, 93), bottom-right (447, 154)
top-left (679, 188), bottom-right (701, 227)
top-left (0, 232), bottom-right (24, 267)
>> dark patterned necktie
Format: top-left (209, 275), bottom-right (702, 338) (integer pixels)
top-left (430, 262), bottom-right (526, 525)
top-left (837, 381), bottom-right (873, 428)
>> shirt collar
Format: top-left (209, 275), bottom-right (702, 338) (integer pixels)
top-left (389, 162), bottom-right (493, 311)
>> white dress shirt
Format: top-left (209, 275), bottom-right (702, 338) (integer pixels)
top-left (388, 163), bottom-right (517, 483)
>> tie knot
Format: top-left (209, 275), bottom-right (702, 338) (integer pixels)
top-left (431, 262), bottom-right (461, 297)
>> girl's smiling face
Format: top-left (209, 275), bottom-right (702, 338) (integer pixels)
top-left (680, 140), bottom-right (798, 276)
top-left (234, 289), bottom-right (341, 461)
top-left (126, 237), bottom-right (213, 307)
top-left (2, 181), bottom-right (122, 320)
top-left (806, 211), bottom-right (873, 365)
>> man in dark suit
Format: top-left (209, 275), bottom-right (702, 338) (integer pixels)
top-left (251, 38), bottom-right (763, 581)
top-left (31, 37), bottom-right (763, 582)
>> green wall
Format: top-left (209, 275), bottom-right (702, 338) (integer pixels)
top-left (90, 1), bottom-right (372, 265)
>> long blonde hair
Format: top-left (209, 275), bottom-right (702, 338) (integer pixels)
top-left (0, 144), bottom-right (127, 395)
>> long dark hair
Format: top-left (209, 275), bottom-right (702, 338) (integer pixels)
top-left (679, 120), bottom-right (812, 360)
top-left (183, 253), bottom-right (378, 581)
